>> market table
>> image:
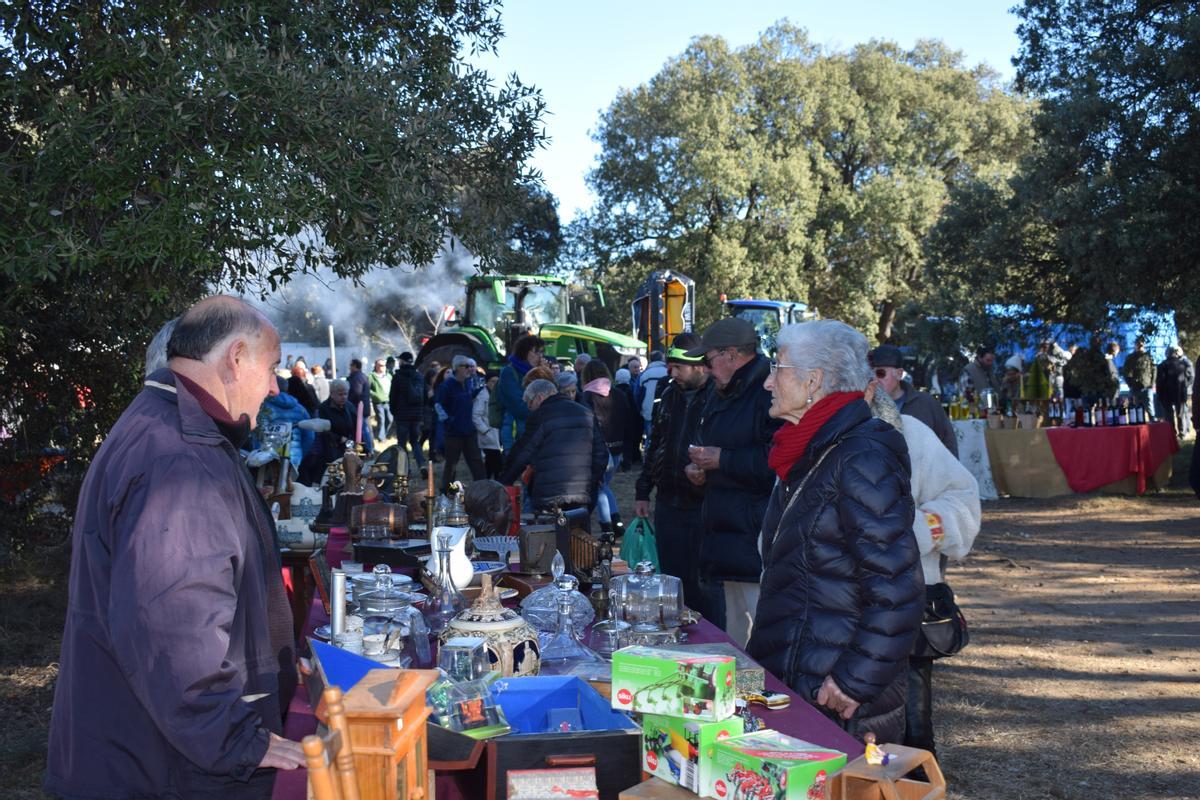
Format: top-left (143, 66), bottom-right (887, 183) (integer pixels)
top-left (984, 422), bottom-right (1177, 498)
top-left (272, 597), bottom-right (864, 800)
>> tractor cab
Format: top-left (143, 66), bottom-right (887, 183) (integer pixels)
top-left (724, 298), bottom-right (817, 355)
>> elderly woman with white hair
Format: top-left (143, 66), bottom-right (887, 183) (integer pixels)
top-left (745, 320), bottom-right (924, 745)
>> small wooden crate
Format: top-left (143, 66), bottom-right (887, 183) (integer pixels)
top-left (828, 744), bottom-right (945, 800)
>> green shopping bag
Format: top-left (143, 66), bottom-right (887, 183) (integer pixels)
top-left (619, 517), bottom-right (660, 571)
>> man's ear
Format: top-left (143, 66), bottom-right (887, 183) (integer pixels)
top-left (222, 337), bottom-right (251, 383)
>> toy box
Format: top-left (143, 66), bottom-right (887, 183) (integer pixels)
top-left (661, 642), bottom-right (766, 694)
top-left (641, 713), bottom-right (743, 796)
top-left (611, 646), bottom-right (735, 721)
top-left (709, 730), bottom-right (847, 800)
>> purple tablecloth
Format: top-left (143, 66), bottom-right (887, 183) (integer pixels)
top-left (273, 594), bottom-right (864, 800)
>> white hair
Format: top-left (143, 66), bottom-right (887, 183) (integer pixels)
top-left (329, 379), bottom-right (349, 393)
top-left (451, 354), bottom-right (476, 369)
top-left (776, 320), bottom-right (872, 394)
top-left (523, 378), bottom-right (557, 406)
top-left (574, 352), bottom-right (591, 365)
top-left (555, 372), bottom-right (577, 392)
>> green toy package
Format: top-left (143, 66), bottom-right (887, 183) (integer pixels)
top-left (709, 730), bottom-right (847, 800)
top-left (642, 713), bottom-right (744, 796)
top-left (611, 646), bottom-right (735, 721)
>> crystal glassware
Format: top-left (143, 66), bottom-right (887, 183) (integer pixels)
top-left (611, 561), bottom-right (684, 632)
top-left (537, 575), bottom-right (604, 676)
top-left (425, 533), bottom-right (467, 633)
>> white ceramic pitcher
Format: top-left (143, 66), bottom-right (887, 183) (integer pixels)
top-left (427, 525), bottom-right (475, 590)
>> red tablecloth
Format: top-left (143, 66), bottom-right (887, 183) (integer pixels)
top-left (272, 598), bottom-right (864, 800)
top-left (1044, 422), bottom-right (1178, 494)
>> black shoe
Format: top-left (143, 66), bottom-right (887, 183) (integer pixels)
top-left (611, 513), bottom-right (625, 540)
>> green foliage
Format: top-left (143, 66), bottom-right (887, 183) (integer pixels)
top-left (0, 1), bottom-right (545, 477)
top-left (932, 1), bottom-right (1200, 330)
top-left (569, 23), bottom-right (1032, 340)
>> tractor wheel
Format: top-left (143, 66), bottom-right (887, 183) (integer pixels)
top-left (418, 344), bottom-right (478, 374)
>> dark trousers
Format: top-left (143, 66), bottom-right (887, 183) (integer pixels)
top-left (395, 419), bottom-right (426, 468)
top-left (483, 448), bottom-right (503, 480)
top-left (653, 499), bottom-right (705, 617)
top-left (905, 656), bottom-right (936, 754)
top-left (441, 434), bottom-right (485, 492)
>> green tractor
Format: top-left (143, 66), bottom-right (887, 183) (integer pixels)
top-left (416, 274), bottom-right (646, 374)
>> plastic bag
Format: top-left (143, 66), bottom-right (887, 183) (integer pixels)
top-left (619, 517), bottom-right (660, 571)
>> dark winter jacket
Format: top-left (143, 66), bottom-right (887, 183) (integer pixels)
top-left (894, 383), bottom-right (957, 457)
top-left (347, 368), bottom-right (371, 412)
top-left (500, 393), bottom-right (608, 511)
top-left (584, 386), bottom-right (631, 455)
top-left (388, 363), bottom-right (425, 423)
top-left (46, 369), bottom-right (294, 799)
top-left (746, 399), bottom-right (923, 744)
top-left (694, 354), bottom-right (782, 581)
top-left (286, 374), bottom-right (318, 415)
top-left (636, 378), bottom-right (710, 508)
top-left (436, 375), bottom-right (483, 438)
top-left (1156, 355), bottom-right (1189, 405)
top-left (615, 382), bottom-right (643, 461)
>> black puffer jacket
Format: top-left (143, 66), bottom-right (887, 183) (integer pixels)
top-left (636, 378), bottom-right (709, 508)
top-left (695, 355), bottom-right (781, 581)
top-left (583, 387), bottom-right (630, 455)
top-left (746, 399), bottom-right (923, 743)
top-left (388, 364), bottom-right (425, 423)
top-left (500, 393), bottom-right (608, 511)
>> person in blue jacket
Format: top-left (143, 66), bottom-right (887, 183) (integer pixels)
top-left (497, 334), bottom-right (546, 451)
top-left (435, 355), bottom-right (487, 493)
top-left (253, 376), bottom-right (313, 469)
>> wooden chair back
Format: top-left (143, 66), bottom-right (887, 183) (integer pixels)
top-left (302, 686), bottom-right (362, 800)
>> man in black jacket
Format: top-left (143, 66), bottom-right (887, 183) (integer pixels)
top-left (389, 352), bottom-right (427, 468)
top-left (868, 344), bottom-right (956, 456)
top-left (684, 318), bottom-right (782, 643)
top-left (500, 379), bottom-right (608, 512)
top-left (634, 333), bottom-right (711, 618)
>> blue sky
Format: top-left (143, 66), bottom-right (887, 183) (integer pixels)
top-left (472, 0), bottom-right (1024, 222)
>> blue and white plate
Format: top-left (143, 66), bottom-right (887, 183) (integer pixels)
top-left (470, 560), bottom-right (507, 584)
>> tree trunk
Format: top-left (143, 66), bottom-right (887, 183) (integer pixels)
top-left (876, 300), bottom-right (896, 344)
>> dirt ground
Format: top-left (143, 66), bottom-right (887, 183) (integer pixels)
top-left (2, 446), bottom-right (1198, 798)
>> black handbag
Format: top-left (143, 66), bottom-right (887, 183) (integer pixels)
top-left (912, 582), bottom-right (969, 659)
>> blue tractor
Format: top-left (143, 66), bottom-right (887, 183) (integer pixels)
top-left (723, 297), bottom-right (818, 356)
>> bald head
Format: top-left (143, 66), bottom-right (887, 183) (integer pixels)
top-left (168, 296), bottom-right (272, 362)
top-left (166, 296), bottom-right (280, 427)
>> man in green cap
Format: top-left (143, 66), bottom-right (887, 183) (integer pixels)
top-left (634, 332), bottom-right (712, 619)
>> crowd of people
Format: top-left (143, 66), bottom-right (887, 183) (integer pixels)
top-left (954, 336), bottom-right (1197, 439)
top-left (48, 292), bottom-right (1200, 798)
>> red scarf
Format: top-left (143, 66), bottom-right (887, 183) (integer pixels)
top-left (768, 391), bottom-right (863, 481)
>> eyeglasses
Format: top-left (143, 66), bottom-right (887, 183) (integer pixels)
top-left (769, 361), bottom-right (801, 374)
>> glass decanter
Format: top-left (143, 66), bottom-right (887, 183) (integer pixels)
top-left (537, 575), bottom-right (605, 677)
top-left (424, 533), bottom-right (467, 633)
top-left (520, 551), bottom-right (594, 636)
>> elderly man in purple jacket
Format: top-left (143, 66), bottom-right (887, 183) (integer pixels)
top-left (46, 296), bottom-right (305, 798)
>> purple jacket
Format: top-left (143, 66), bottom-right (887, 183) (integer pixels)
top-left (46, 369), bottom-right (295, 799)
